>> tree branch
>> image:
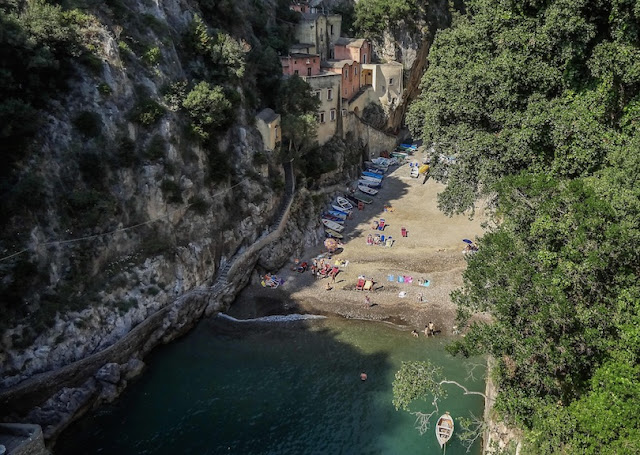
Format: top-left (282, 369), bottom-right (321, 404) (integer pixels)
top-left (439, 380), bottom-right (489, 400)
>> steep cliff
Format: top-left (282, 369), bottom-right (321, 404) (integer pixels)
top-left (349, 0), bottom-right (457, 132)
top-left (0, 0), bottom-right (367, 440)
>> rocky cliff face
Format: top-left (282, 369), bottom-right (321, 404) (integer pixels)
top-left (0, 0), bottom-right (369, 441)
top-left (365, 0), bottom-right (454, 133)
top-left (1, 0), bottom-right (282, 381)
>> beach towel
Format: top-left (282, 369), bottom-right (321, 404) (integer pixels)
top-left (419, 280), bottom-right (430, 287)
top-left (363, 280), bottom-right (373, 291)
top-left (398, 276), bottom-right (404, 283)
top-left (387, 274), bottom-right (395, 282)
top-left (404, 276), bottom-right (413, 284)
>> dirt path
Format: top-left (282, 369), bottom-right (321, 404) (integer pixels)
top-left (229, 157), bottom-right (488, 334)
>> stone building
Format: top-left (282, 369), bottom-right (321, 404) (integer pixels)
top-left (255, 108), bottom-right (281, 152)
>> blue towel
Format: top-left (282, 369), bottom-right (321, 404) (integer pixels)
top-left (387, 274), bottom-right (395, 282)
top-left (398, 276), bottom-right (404, 283)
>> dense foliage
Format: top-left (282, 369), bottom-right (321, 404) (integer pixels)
top-left (354, 0), bottom-right (418, 38)
top-left (405, 0), bottom-right (640, 452)
top-left (0, 0), bottom-right (84, 176)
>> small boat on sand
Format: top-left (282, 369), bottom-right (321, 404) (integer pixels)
top-left (436, 412), bottom-right (454, 449)
top-left (358, 178), bottom-right (381, 187)
top-left (328, 210), bottom-right (347, 220)
top-left (352, 192), bottom-right (373, 204)
top-left (335, 196), bottom-right (354, 211)
top-left (322, 219), bottom-right (344, 232)
top-left (325, 229), bottom-right (343, 239)
top-left (364, 161), bottom-right (388, 172)
top-left (358, 185), bottom-right (378, 195)
top-left (365, 167), bottom-right (384, 175)
top-left (331, 205), bottom-right (351, 216)
top-left (322, 215), bottom-right (344, 224)
top-left (362, 171), bottom-right (383, 180)
top-left (359, 177), bottom-right (382, 187)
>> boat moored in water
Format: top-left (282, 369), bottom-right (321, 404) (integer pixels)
top-left (435, 412), bottom-right (454, 449)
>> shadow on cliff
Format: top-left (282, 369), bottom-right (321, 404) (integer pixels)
top-left (53, 167), bottom-right (430, 454)
top-left (54, 315), bottom-right (427, 454)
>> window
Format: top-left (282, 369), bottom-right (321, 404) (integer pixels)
top-left (389, 78), bottom-right (394, 85)
top-left (363, 54), bottom-right (367, 64)
top-left (344, 68), bottom-right (349, 78)
top-left (330, 109), bottom-right (336, 121)
top-left (315, 90), bottom-right (321, 98)
top-left (341, 109), bottom-right (347, 117)
top-left (330, 24), bottom-right (334, 35)
top-left (294, 70), bottom-right (299, 75)
top-left (306, 59), bottom-right (311, 64)
top-left (327, 88), bottom-right (332, 100)
top-left (355, 67), bottom-right (358, 75)
top-left (319, 111), bottom-right (325, 123)
top-left (307, 67), bottom-right (312, 76)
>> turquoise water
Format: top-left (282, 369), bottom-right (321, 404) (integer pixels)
top-left (55, 315), bottom-right (485, 454)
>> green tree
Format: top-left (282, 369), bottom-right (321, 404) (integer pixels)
top-left (182, 81), bottom-right (233, 139)
top-left (405, 0), bottom-right (640, 451)
top-left (276, 75), bottom-right (320, 161)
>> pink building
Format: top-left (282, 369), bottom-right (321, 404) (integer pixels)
top-left (333, 38), bottom-right (371, 64)
top-left (322, 59), bottom-right (361, 100)
top-left (280, 53), bottom-right (321, 77)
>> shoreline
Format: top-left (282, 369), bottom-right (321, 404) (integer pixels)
top-left (228, 158), bottom-right (489, 335)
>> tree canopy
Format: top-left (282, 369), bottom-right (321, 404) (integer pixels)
top-left (405, 0), bottom-right (640, 452)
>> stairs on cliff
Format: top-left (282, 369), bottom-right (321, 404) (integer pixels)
top-left (208, 161), bottom-right (296, 292)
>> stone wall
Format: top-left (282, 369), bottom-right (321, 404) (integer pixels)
top-left (343, 113), bottom-right (397, 158)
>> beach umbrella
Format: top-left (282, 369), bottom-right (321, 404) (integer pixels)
top-left (324, 238), bottom-right (339, 252)
top-left (462, 239), bottom-right (473, 244)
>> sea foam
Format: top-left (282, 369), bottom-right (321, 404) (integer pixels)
top-left (217, 313), bottom-right (326, 323)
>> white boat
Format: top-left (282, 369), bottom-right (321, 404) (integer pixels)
top-left (360, 175), bottom-right (382, 183)
top-left (435, 412), bottom-right (454, 449)
top-left (372, 157), bottom-right (391, 166)
top-left (358, 179), bottom-right (381, 188)
top-left (322, 216), bottom-right (344, 224)
top-left (322, 218), bottom-right (344, 232)
top-left (364, 161), bottom-right (388, 171)
top-left (358, 184), bottom-right (378, 195)
top-left (335, 196), bottom-right (353, 211)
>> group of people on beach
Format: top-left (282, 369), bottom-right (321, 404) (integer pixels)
top-left (411, 321), bottom-right (436, 338)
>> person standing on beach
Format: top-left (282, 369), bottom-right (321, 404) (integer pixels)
top-left (365, 295), bottom-right (371, 307)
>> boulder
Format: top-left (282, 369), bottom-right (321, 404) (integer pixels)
top-left (95, 363), bottom-right (121, 384)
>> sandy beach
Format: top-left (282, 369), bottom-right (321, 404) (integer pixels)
top-left (229, 157), bottom-right (488, 334)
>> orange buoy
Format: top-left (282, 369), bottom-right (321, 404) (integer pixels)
top-left (360, 372), bottom-right (368, 381)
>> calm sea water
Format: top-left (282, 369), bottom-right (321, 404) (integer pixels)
top-left (55, 315), bottom-right (485, 455)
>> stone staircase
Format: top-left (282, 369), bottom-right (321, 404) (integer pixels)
top-left (208, 160), bottom-right (295, 292)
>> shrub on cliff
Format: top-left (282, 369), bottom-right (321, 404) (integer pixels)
top-left (182, 81), bottom-right (233, 140)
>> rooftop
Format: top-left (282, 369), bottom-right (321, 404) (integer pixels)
top-left (256, 108), bottom-right (279, 124)
top-left (322, 59), bottom-right (356, 68)
top-left (334, 37), bottom-right (367, 48)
